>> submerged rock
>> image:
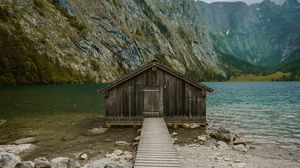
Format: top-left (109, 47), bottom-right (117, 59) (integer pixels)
top-left (0, 152), bottom-right (21, 168)
top-left (210, 128), bottom-right (231, 142)
top-left (34, 157), bottom-right (50, 168)
top-left (233, 134), bottom-right (246, 145)
top-left (0, 144), bottom-right (36, 154)
top-left (15, 161), bottom-right (35, 168)
top-left (79, 153), bottom-right (88, 160)
top-left (87, 127), bottom-right (107, 135)
top-left (0, 119), bottom-right (6, 126)
top-left (115, 141), bottom-right (130, 146)
top-left (190, 123), bottom-right (200, 129)
top-left (171, 132), bottom-right (178, 136)
top-left (134, 136), bottom-right (140, 142)
top-left (13, 137), bottom-right (37, 145)
top-left (182, 123), bottom-right (190, 129)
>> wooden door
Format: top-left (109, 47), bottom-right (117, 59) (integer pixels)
top-left (143, 89), bottom-right (160, 117)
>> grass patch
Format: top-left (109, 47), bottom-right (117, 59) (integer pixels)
top-left (229, 72), bottom-right (290, 81)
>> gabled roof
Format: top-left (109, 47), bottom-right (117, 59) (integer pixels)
top-left (97, 59), bottom-right (213, 93)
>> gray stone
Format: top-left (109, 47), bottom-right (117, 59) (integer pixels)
top-left (209, 128), bottom-right (231, 142)
top-left (0, 119), bottom-right (6, 126)
top-left (123, 151), bottom-right (133, 161)
top-left (197, 135), bottom-right (207, 142)
top-left (115, 141), bottom-right (130, 146)
top-left (79, 153), bottom-right (88, 160)
top-left (104, 162), bottom-right (125, 168)
top-left (0, 144), bottom-right (36, 154)
top-left (172, 138), bottom-right (178, 144)
top-left (182, 123), bottom-right (190, 129)
top-left (50, 157), bottom-right (80, 168)
top-left (68, 158), bottom-right (80, 168)
top-left (190, 123), bottom-right (200, 129)
top-left (34, 157), bottom-right (50, 168)
top-left (134, 136), bottom-right (140, 141)
top-left (216, 141), bottom-right (228, 149)
top-left (14, 137), bottom-right (37, 145)
top-left (113, 150), bottom-right (123, 156)
top-left (15, 161), bottom-right (35, 168)
top-left (233, 134), bottom-right (246, 145)
top-left (0, 152), bottom-right (21, 168)
top-left (232, 144), bottom-right (248, 152)
top-left (234, 162), bottom-right (247, 168)
top-left (87, 127), bottom-right (107, 135)
top-left (171, 132), bottom-right (178, 136)
top-left (249, 145), bottom-right (255, 149)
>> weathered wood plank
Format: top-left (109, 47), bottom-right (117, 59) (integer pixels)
top-left (135, 118), bottom-right (181, 168)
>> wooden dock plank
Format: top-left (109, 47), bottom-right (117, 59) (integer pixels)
top-left (134, 117), bottom-right (181, 168)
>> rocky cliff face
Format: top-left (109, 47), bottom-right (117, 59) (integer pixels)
top-left (197, 0), bottom-right (300, 67)
top-left (0, 0), bottom-right (225, 84)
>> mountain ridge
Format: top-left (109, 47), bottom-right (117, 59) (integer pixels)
top-left (197, 0), bottom-right (300, 67)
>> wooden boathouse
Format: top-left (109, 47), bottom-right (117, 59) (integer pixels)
top-left (98, 59), bottom-right (213, 126)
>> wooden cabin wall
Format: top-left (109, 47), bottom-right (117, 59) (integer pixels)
top-left (105, 67), bottom-right (207, 120)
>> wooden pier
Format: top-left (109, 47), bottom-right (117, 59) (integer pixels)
top-left (134, 117), bottom-right (182, 168)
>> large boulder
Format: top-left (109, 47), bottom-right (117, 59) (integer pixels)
top-left (0, 152), bottom-right (21, 168)
top-left (233, 134), bottom-right (246, 145)
top-left (15, 161), bottom-right (35, 168)
top-left (210, 128), bottom-right (231, 142)
top-left (34, 157), bottom-right (50, 168)
top-left (13, 137), bottom-right (37, 145)
top-left (50, 157), bottom-right (80, 168)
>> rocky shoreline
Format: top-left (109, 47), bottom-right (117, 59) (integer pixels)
top-left (1, 122), bottom-right (299, 168)
top-left (0, 121), bottom-right (139, 168)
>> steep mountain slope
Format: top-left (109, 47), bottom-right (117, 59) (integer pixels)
top-left (0, 0), bottom-right (226, 85)
top-left (197, 0), bottom-right (300, 67)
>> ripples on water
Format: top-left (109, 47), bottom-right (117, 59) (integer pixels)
top-left (205, 82), bottom-right (300, 147)
top-left (0, 82), bottom-right (300, 148)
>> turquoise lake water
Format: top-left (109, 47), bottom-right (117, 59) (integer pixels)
top-left (0, 82), bottom-right (299, 148)
top-left (206, 82), bottom-right (300, 147)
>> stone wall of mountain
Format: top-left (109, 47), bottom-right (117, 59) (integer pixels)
top-left (197, 0), bottom-right (300, 67)
top-left (0, 0), bottom-right (226, 85)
